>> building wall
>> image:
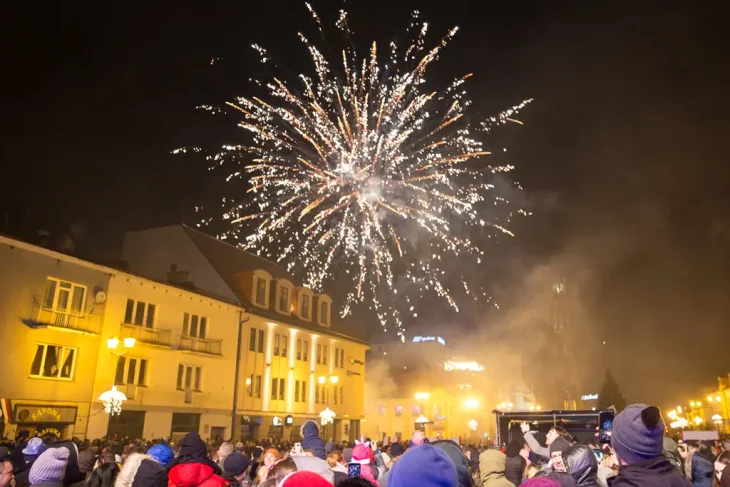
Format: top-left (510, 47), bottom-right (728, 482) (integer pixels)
top-left (87, 272), bottom-right (241, 439)
top-left (0, 239), bottom-right (111, 438)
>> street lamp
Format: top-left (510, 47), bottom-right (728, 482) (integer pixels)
top-left (465, 399), bottom-right (479, 409)
top-left (694, 416), bottom-right (703, 427)
top-left (468, 419), bottom-right (478, 432)
top-left (319, 407), bottom-right (336, 440)
top-left (713, 414), bottom-right (723, 433)
top-left (99, 385), bottom-right (127, 416)
top-left (107, 336), bottom-right (135, 355)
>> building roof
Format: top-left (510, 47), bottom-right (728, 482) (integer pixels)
top-left (180, 225), bottom-right (367, 344)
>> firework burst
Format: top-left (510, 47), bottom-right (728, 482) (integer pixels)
top-left (197, 6), bottom-right (531, 340)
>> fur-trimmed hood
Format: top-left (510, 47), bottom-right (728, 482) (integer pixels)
top-left (115, 453), bottom-right (167, 487)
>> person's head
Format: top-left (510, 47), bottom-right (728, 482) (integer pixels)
top-left (146, 444), bottom-right (174, 467)
top-left (678, 443), bottom-right (689, 459)
top-left (302, 449), bottom-right (315, 457)
top-left (87, 461), bottom-right (120, 487)
top-left (278, 471), bottom-right (331, 487)
top-left (267, 457), bottom-right (297, 482)
top-left (611, 404), bottom-right (665, 466)
top-left (23, 437), bottom-right (45, 461)
top-left (217, 442), bottom-right (234, 464)
top-left (0, 457), bottom-right (14, 487)
top-left (264, 448), bottom-right (281, 467)
top-left (549, 437), bottom-right (571, 472)
top-left (338, 478), bottom-right (379, 487)
top-left (389, 444), bottom-right (457, 487)
top-left (523, 463), bottom-right (540, 480)
top-left (223, 452), bottom-right (251, 481)
top-left (411, 431), bottom-right (426, 446)
top-left (29, 446), bottom-right (70, 485)
top-left (715, 451), bottom-right (730, 484)
top-left (327, 451), bottom-right (345, 467)
top-left (546, 426), bottom-right (569, 446)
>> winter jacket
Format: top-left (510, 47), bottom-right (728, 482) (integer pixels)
top-left (690, 453), bottom-right (713, 487)
top-left (504, 455), bottom-right (525, 486)
top-left (523, 432), bottom-right (550, 461)
top-left (479, 450), bottom-right (514, 487)
top-left (721, 466), bottom-right (730, 487)
top-left (168, 463), bottom-right (228, 487)
top-left (290, 456), bottom-right (335, 484)
top-left (432, 440), bottom-right (474, 487)
top-left (662, 437), bottom-right (683, 475)
top-left (28, 482), bottom-right (63, 487)
top-left (115, 453), bottom-right (168, 487)
top-left (544, 472), bottom-right (577, 487)
top-left (300, 421), bottom-right (326, 460)
top-left (563, 445), bottom-right (598, 487)
top-left (608, 456), bottom-right (692, 487)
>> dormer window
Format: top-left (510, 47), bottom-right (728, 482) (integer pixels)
top-left (320, 301), bottom-right (329, 325)
top-left (301, 294), bottom-right (310, 319)
top-left (255, 277), bottom-right (267, 306)
top-left (278, 286), bottom-right (290, 314)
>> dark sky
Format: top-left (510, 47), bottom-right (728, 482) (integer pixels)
top-left (3, 1), bottom-right (730, 408)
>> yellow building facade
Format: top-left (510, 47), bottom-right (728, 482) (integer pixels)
top-left (0, 226), bottom-right (368, 442)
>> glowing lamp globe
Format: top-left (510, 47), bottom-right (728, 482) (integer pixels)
top-left (99, 385), bottom-right (127, 416)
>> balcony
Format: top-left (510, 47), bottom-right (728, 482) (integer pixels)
top-left (121, 323), bottom-right (172, 347)
top-left (179, 336), bottom-right (223, 356)
top-left (25, 298), bottom-right (101, 335)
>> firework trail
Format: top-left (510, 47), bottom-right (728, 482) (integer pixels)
top-left (194, 6), bottom-right (531, 341)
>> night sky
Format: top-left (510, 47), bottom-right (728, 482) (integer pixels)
top-left (3, 1), bottom-right (730, 408)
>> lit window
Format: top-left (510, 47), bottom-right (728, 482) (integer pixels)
top-left (30, 344), bottom-right (76, 380)
top-left (320, 301), bottom-right (329, 325)
top-left (278, 286), bottom-right (289, 313)
top-left (412, 405), bottom-right (421, 416)
top-left (281, 335), bottom-right (288, 357)
top-left (297, 339), bottom-right (302, 360)
top-left (303, 341), bottom-right (309, 361)
top-left (274, 334), bottom-right (280, 356)
top-left (395, 405), bottom-right (403, 417)
top-left (301, 294), bottom-right (310, 319)
top-left (256, 278), bottom-right (268, 306)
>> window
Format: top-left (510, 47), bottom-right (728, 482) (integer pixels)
top-left (322, 345), bottom-right (327, 365)
top-left (395, 405), bottom-right (403, 417)
top-left (255, 278), bottom-right (267, 306)
top-left (278, 286), bottom-right (289, 313)
top-left (247, 374), bottom-right (254, 397)
top-left (303, 341), bottom-right (309, 361)
top-left (255, 375), bottom-right (262, 398)
top-left (301, 294), bottom-right (310, 319)
top-left (249, 328), bottom-right (256, 352)
top-left (176, 364), bottom-right (202, 391)
top-left (295, 380), bottom-right (300, 402)
top-left (281, 335), bottom-right (288, 357)
top-left (279, 378), bottom-right (285, 400)
top-left (43, 278), bottom-right (86, 313)
top-left (124, 299), bottom-right (156, 328)
top-left (183, 313), bottom-right (207, 338)
top-left (316, 383), bottom-right (320, 403)
top-left (334, 347), bottom-right (339, 367)
top-left (317, 344), bottom-right (322, 364)
top-left (272, 378), bottom-right (279, 400)
top-left (297, 339), bottom-right (302, 360)
top-left (320, 301), bottom-right (329, 325)
top-left (412, 405), bottom-right (421, 416)
top-left (334, 386), bottom-right (338, 405)
top-left (302, 381), bottom-right (307, 402)
top-left (378, 406), bottom-right (385, 416)
top-left (115, 357), bottom-right (148, 386)
top-left (258, 329), bottom-right (264, 353)
top-left (339, 386), bottom-right (343, 404)
top-left (274, 334), bottom-right (280, 356)
top-left (340, 349), bottom-right (345, 368)
top-left (30, 344), bottom-right (76, 380)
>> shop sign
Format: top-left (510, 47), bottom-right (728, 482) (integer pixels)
top-left (13, 405), bottom-right (77, 424)
top-left (37, 426), bottom-right (63, 438)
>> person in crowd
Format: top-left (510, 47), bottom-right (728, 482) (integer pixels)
top-left (278, 470), bottom-right (332, 487)
top-left (53, 441), bottom-right (86, 487)
top-left (479, 449), bottom-right (514, 487)
top-left (432, 440), bottom-right (473, 487)
top-left (521, 424), bottom-right (572, 462)
top-left (266, 457), bottom-right (297, 484)
top-left (147, 444), bottom-right (174, 468)
top-left (115, 452), bottom-right (167, 487)
top-left (290, 454), bottom-right (334, 484)
top-left (327, 451), bottom-right (349, 486)
top-left (215, 443), bottom-right (234, 470)
top-left (1, 452), bottom-right (14, 487)
top-left (609, 403), bottom-right (692, 486)
top-left (388, 444), bottom-right (458, 487)
top-left (78, 447), bottom-right (97, 482)
top-left (505, 441), bottom-right (527, 485)
top-left (715, 451), bottom-right (730, 487)
top-left (524, 464), bottom-right (540, 481)
top-left (14, 437), bottom-right (45, 487)
top-left (563, 445), bottom-right (598, 487)
top-left (300, 421), bottom-right (326, 460)
top-left (28, 446), bottom-right (69, 487)
top-left (255, 448), bottom-right (280, 485)
top-left (548, 438), bottom-right (572, 473)
top-left (351, 443), bottom-right (379, 487)
top-left (692, 442), bottom-right (715, 487)
top-left (664, 437), bottom-right (685, 474)
top-left (339, 479), bottom-right (382, 487)
top-left (167, 432), bottom-right (227, 487)
top-left (409, 432), bottom-right (427, 448)
top-left (87, 462), bottom-right (119, 487)
top-left (222, 451), bottom-right (251, 487)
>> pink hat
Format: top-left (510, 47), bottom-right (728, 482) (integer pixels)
top-left (352, 444), bottom-right (371, 464)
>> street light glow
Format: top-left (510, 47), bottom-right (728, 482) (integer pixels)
top-left (107, 337), bottom-right (120, 350)
top-left (414, 392), bottom-right (430, 400)
top-left (123, 337), bottom-right (136, 348)
top-left (330, 376), bottom-right (339, 384)
top-left (318, 376), bottom-right (327, 384)
top-left (465, 398), bottom-right (479, 409)
top-left (694, 416), bottom-right (703, 426)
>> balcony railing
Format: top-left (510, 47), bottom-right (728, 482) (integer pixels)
top-left (121, 323), bottom-right (172, 347)
top-left (179, 335), bottom-right (223, 355)
top-left (28, 299), bottom-right (101, 334)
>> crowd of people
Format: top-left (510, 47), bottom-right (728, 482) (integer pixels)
top-left (2, 405), bottom-right (730, 487)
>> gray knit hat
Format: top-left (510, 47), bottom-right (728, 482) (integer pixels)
top-left (611, 404), bottom-right (664, 464)
top-left (29, 446), bottom-right (69, 484)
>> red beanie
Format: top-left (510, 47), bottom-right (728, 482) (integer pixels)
top-left (279, 471), bottom-right (332, 487)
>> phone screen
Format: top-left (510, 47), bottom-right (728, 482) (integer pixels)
top-left (348, 463), bottom-right (362, 478)
top-left (593, 449), bottom-right (603, 462)
top-left (599, 411), bottom-right (614, 444)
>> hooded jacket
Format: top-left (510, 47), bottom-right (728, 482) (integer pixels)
top-left (115, 453), bottom-right (168, 487)
top-left (690, 452), bottom-right (713, 487)
top-left (300, 421), bottom-right (326, 460)
top-left (563, 446), bottom-right (598, 487)
top-left (167, 433), bottom-right (227, 487)
top-left (504, 442), bottom-right (526, 486)
top-left (479, 450), bottom-right (514, 487)
top-left (432, 440), bottom-right (473, 487)
top-left (608, 456), bottom-right (692, 487)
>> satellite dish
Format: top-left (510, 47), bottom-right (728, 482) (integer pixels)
top-left (94, 291), bottom-right (107, 304)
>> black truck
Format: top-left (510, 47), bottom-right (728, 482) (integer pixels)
top-left (493, 408), bottom-right (613, 447)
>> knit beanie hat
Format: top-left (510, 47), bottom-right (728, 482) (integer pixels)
top-left (389, 444), bottom-right (457, 487)
top-left (29, 446), bottom-right (69, 484)
top-left (352, 444), bottom-right (371, 464)
top-left (179, 432), bottom-right (207, 457)
top-left (263, 448), bottom-right (281, 461)
top-left (390, 443), bottom-right (405, 457)
top-left (147, 444), bottom-right (174, 467)
top-left (549, 437), bottom-right (571, 455)
top-left (279, 471), bottom-right (332, 487)
top-left (522, 478), bottom-right (561, 487)
top-left (611, 404), bottom-right (664, 464)
top-left (223, 452), bottom-right (250, 477)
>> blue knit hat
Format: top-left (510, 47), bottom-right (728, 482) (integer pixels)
top-left (611, 404), bottom-right (665, 464)
top-left (388, 444), bottom-right (457, 487)
top-left (147, 444), bottom-right (174, 467)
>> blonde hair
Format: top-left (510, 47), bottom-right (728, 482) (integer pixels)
top-left (327, 452), bottom-right (344, 467)
top-left (524, 463), bottom-right (540, 480)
